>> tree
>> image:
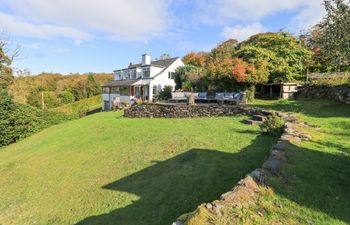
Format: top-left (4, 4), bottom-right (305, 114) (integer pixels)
top-left (206, 39), bottom-right (238, 65)
top-left (85, 74), bottom-right (100, 97)
top-left (183, 52), bottom-right (207, 67)
top-left (308, 0), bottom-right (350, 71)
top-left (58, 91), bottom-right (75, 104)
top-left (174, 65), bottom-right (207, 91)
top-left (157, 53), bottom-right (171, 60)
top-left (0, 90), bottom-right (40, 146)
top-left (0, 37), bottom-right (14, 89)
top-left (238, 32), bottom-right (313, 82)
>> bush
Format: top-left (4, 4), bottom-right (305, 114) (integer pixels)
top-left (0, 90), bottom-right (74, 147)
top-left (158, 86), bottom-right (173, 100)
top-left (77, 104), bottom-right (90, 118)
top-left (259, 113), bottom-right (285, 136)
top-left (245, 85), bottom-right (255, 102)
top-left (58, 91), bottom-right (75, 104)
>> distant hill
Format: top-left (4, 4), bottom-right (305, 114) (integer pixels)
top-left (8, 72), bottom-right (112, 108)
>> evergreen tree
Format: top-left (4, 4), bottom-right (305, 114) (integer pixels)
top-left (308, 0), bottom-right (350, 71)
top-left (85, 74), bottom-right (100, 97)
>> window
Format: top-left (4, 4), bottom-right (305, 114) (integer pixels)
top-left (102, 87), bottom-right (110, 94)
top-left (110, 86), bottom-right (130, 96)
top-left (115, 71), bottom-right (122, 80)
top-left (130, 70), bottom-right (136, 79)
top-left (143, 68), bottom-right (150, 78)
top-left (168, 72), bottom-right (175, 79)
top-left (153, 85), bottom-right (158, 96)
top-left (136, 70), bottom-right (142, 79)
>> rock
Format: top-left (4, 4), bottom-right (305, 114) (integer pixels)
top-left (251, 115), bottom-right (266, 121)
top-left (205, 203), bottom-right (213, 210)
top-left (172, 221), bottom-right (183, 225)
top-left (250, 169), bottom-right (265, 184)
top-left (273, 141), bottom-right (289, 151)
top-left (263, 159), bottom-right (281, 173)
top-left (242, 119), bottom-right (262, 125)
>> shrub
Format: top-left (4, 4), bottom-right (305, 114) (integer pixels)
top-left (134, 98), bottom-right (143, 105)
top-left (259, 113), bottom-right (285, 136)
top-left (77, 104), bottom-right (90, 118)
top-left (158, 86), bottom-right (173, 100)
top-left (58, 91), bottom-right (75, 104)
top-left (245, 85), bottom-right (255, 102)
top-left (0, 89), bottom-right (74, 147)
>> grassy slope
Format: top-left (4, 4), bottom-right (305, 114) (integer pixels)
top-left (51, 95), bottom-right (101, 115)
top-left (0, 112), bottom-right (276, 225)
top-left (251, 99), bottom-right (350, 224)
top-left (201, 99), bottom-right (350, 225)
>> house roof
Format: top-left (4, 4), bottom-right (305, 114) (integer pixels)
top-left (102, 79), bottom-right (140, 87)
top-left (150, 57), bottom-right (179, 68)
top-left (115, 57), bottom-right (179, 71)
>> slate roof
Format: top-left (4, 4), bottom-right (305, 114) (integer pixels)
top-left (115, 57), bottom-right (179, 71)
top-left (102, 79), bottom-right (140, 87)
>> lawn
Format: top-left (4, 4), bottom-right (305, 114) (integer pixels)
top-left (229, 99), bottom-right (350, 225)
top-left (180, 99), bottom-right (350, 225)
top-left (0, 112), bottom-right (276, 225)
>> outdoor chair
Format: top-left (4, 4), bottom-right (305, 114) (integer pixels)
top-left (169, 92), bottom-right (187, 102)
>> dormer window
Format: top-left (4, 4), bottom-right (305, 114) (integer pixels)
top-left (143, 68), bottom-right (150, 78)
top-left (130, 70), bottom-right (136, 79)
top-left (115, 71), bottom-right (122, 80)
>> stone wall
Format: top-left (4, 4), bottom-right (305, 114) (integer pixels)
top-left (124, 103), bottom-right (270, 118)
top-left (172, 112), bottom-right (312, 225)
top-left (298, 84), bottom-right (350, 104)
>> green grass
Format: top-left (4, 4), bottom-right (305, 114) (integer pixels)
top-left (0, 112), bottom-right (276, 225)
top-left (181, 99), bottom-right (350, 225)
top-left (51, 95), bottom-right (102, 115)
top-left (247, 99), bottom-right (350, 224)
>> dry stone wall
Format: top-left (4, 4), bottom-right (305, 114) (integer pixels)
top-left (124, 103), bottom-right (270, 118)
top-left (298, 84), bottom-right (350, 104)
top-left (172, 112), bottom-right (312, 225)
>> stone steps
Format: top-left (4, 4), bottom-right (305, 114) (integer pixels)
top-left (251, 115), bottom-right (267, 122)
top-left (243, 114), bottom-right (267, 125)
top-left (242, 119), bottom-right (262, 125)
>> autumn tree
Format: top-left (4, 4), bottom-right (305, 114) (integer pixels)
top-left (183, 52), bottom-right (207, 67)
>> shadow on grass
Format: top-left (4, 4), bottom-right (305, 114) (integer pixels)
top-left (76, 126), bottom-right (350, 225)
top-left (270, 143), bottom-right (350, 224)
top-left (251, 99), bottom-right (350, 118)
top-left (77, 134), bottom-right (276, 225)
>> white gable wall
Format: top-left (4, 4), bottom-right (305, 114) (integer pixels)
top-left (149, 58), bottom-right (184, 100)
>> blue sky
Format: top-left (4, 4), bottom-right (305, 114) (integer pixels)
top-left (0, 0), bottom-right (325, 75)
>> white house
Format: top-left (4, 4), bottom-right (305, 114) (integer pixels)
top-left (102, 54), bottom-right (184, 110)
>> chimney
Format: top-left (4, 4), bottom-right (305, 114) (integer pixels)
top-left (142, 53), bottom-right (151, 66)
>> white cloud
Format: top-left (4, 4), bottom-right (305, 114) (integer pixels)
top-left (196, 0), bottom-right (325, 31)
top-left (291, 1), bottom-right (325, 30)
top-left (20, 42), bottom-right (46, 49)
top-left (0, 12), bottom-right (92, 41)
top-left (221, 23), bottom-right (266, 41)
top-left (0, 0), bottom-right (173, 41)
